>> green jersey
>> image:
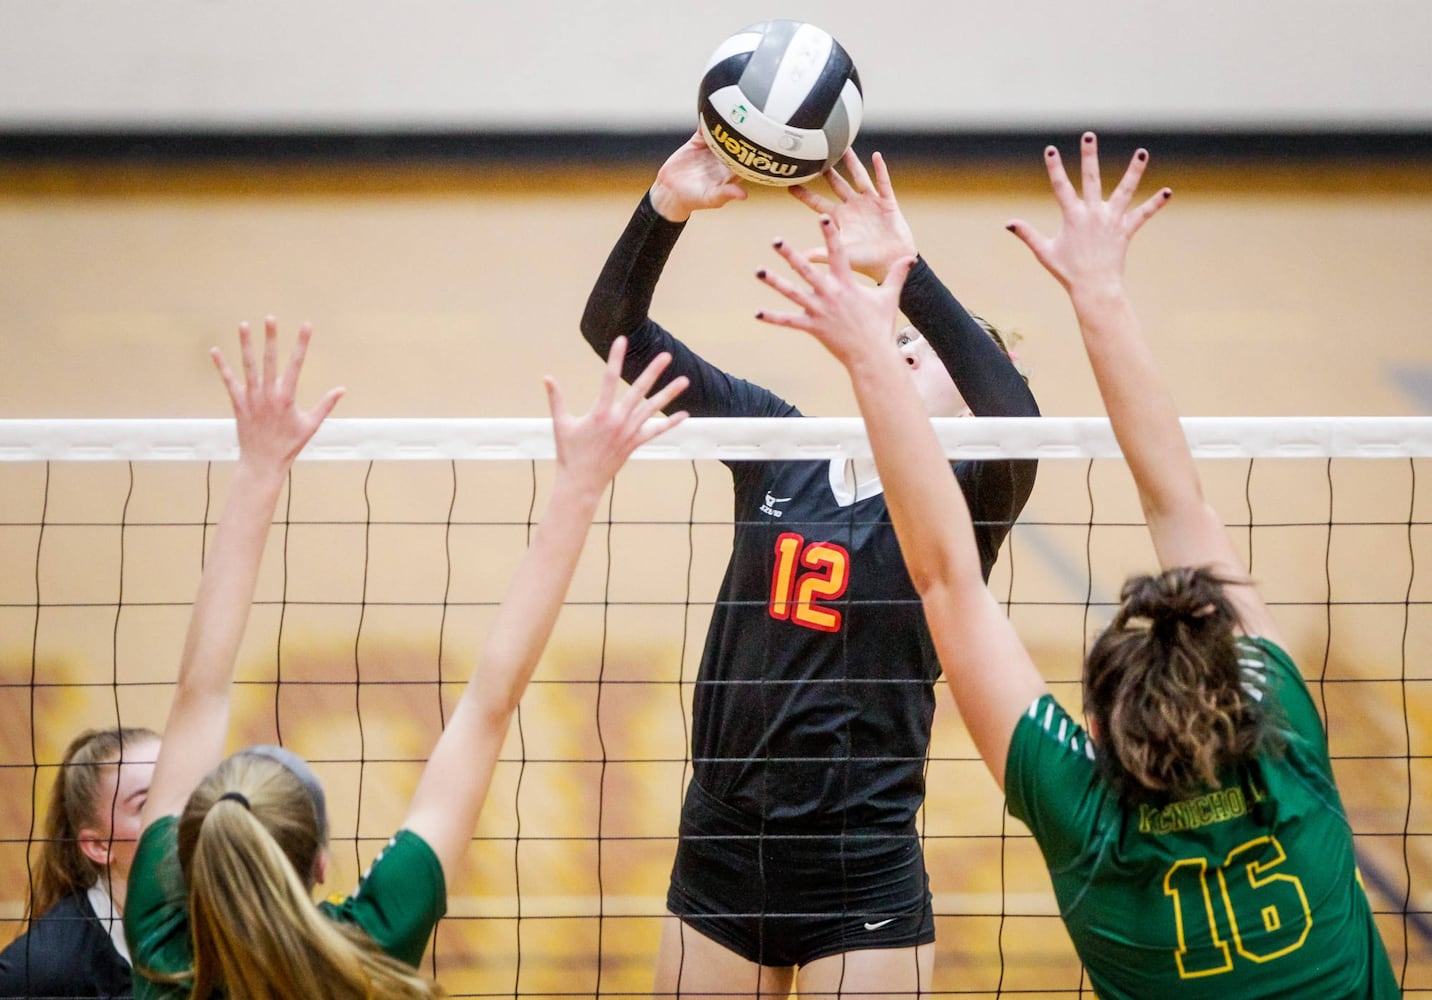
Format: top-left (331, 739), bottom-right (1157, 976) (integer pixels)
top-left (1005, 636), bottom-right (1398, 999)
top-left (124, 816), bottom-right (445, 999)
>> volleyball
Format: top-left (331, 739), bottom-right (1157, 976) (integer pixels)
top-left (697, 19), bottom-right (863, 187)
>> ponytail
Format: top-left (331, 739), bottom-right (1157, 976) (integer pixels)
top-left (1084, 566), bottom-right (1276, 805)
top-left (28, 726), bottom-right (159, 920)
top-left (171, 753), bottom-right (441, 1000)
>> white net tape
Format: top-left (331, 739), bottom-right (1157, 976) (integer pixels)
top-left (4, 415), bottom-right (1432, 461)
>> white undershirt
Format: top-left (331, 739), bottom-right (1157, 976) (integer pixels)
top-left (87, 881), bottom-right (131, 966)
top-left (828, 458), bottom-right (885, 507)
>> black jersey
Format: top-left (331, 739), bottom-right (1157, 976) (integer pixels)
top-left (0, 891), bottom-right (132, 999)
top-left (581, 195), bottom-right (1039, 827)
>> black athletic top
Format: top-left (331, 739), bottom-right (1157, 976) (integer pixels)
top-left (581, 194), bottom-right (1039, 828)
top-left (0, 891), bottom-right (132, 999)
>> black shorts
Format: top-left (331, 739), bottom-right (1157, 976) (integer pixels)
top-left (667, 779), bottom-right (935, 968)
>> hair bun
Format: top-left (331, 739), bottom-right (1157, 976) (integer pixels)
top-left (1118, 567), bottom-right (1234, 637)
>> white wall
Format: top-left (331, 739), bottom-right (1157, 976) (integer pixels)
top-left (2, 0), bottom-right (1430, 130)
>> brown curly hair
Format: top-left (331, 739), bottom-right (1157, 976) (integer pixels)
top-left (1083, 566), bottom-right (1276, 805)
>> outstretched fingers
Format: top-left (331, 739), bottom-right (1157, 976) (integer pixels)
top-left (1079, 131), bottom-right (1103, 203)
top-left (1013, 134), bottom-right (1174, 291)
top-left (614, 350), bottom-right (687, 428)
top-left (775, 232), bottom-right (832, 290)
top-left (543, 375), bottom-right (569, 424)
top-left (626, 371), bottom-right (689, 439)
top-left (305, 386), bottom-right (346, 429)
top-left (237, 321), bottom-right (259, 398)
top-left (824, 157), bottom-right (859, 203)
top-left (585, 341), bottom-right (690, 444)
top-left (261, 315), bottom-right (280, 391)
top-left (815, 215), bottom-right (852, 275)
top-left (1127, 186), bottom-right (1173, 236)
top-left (869, 151), bottom-right (896, 201)
top-left (1107, 148), bottom-right (1149, 215)
top-left (842, 148), bottom-right (877, 195)
top-left (1005, 217), bottom-right (1053, 263)
top-left (756, 256), bottom-right (815, 311)
top-left (1042, 145), bottom-right (1080, 211)
top-left (219, 318), bottom-right (344, 468)
top-left (276, 322), bottom-right (313, 401)
top-left (882, 253), bottom-right (917, 297)
top-left (622, 343), bottom-right (671, 403)
top-left (789, 183), bottom-right (838, 216)
top-left (755, 217), bottom-right (859, 321)
top-left (753, 307), bottom-right (814, 334)
top-left (209, 347), bottom-right (244, 410)
top-left (594, 335), bottom-right (628, 411)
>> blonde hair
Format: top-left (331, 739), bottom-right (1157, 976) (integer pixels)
top-left (970, 314), bottom-right (1030, 383)
top-left (29, 726), bottom-right (159, 920)
top-left (165, 752), bottom-right (442, 1000)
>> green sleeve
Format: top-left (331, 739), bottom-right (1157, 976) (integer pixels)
top-left (318, 829), bottom-right (447, 968)
top-left (1239, 636), bottom-right (1328, 742)
top-left (123, 816), bottom-right (195, 1000)
top-left (1004, 695), bottom-right (1110, 872)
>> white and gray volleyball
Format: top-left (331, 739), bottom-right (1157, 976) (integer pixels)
top-left (697, 20), bottom-right (863, 187)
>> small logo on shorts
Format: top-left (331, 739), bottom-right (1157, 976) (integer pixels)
top-left (863, 918), bottom-right (896, 931)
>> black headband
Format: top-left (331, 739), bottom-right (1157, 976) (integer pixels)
top-left (236, 745), bottom-right (329, 843)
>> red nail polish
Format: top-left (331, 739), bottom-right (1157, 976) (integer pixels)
top-left (756, 269), bottom-right (767, 279)
top-left (1083, 134), bottom-right (1094, 144)
top-left (1136, 150), bottom-right (1148, 162)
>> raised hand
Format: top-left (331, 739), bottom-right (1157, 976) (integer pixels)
top-left (544, 336), bottom-right (689, 490)
top-left (1005, 132), bottom-right (1171, 300)
top-left (142, 319), bottom-right (343, 827)
top-left (789, 149), bottom-right (916, 283)
top-left (754, 216), bottom-right (915, 366)
top-left (401, 338), bottom-right (687, 879)
top-left (210, 317), bottom-right (344, 475)
top-left (649, 130), bottom-right (749, 223)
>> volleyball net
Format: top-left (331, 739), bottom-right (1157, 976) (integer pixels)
top-left (1, 415), bottom-right (1428, 998)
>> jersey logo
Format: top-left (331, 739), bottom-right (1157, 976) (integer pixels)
top-left (759, 492), bottom-right (793, 518)
top-left (863, 918), bottom-right (896, 931)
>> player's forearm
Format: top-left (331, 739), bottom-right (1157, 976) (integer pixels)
top-left (846, 350), bottom-right (982, 593)
top-left (902, 259), bottom-right (1038, 419)
top-left (1070, 288), bottom-right (1203, 520)
top-left (579, 194), bottom-right (685, 357)
top-left (466, 474), bottom-right (601, 717)
top-left (173, 461), bottom-right (286, 697)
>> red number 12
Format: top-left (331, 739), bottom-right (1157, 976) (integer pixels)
top-left (769, 531), bottom-right (851, 632)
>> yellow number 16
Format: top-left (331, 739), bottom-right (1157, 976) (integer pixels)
top-left (1162, 835), bottom-right (1313, 979)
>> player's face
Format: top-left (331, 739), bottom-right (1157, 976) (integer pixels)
top-left (895, 326), bottom-right (969, 418)
top-left (88, 736), bottom-right (161, 881)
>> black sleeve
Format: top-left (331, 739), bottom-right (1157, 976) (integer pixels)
top-left (899, 256), bottom-right (1040, 579)
top-left (579, 193), bottom-right (797, 420)
top-left (0, 933), bottom-right (38, 994)
top-left (0, 926), bottom-right (61, 997)
top-left (0, 896), bottom-right (132, 998)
